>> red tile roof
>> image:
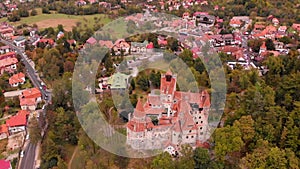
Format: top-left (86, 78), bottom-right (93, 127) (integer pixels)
top-left (0, 57), bottom-right (18, 68)
top-left (0, 51), bottom-right (16, 60)
top-left (9, 72), bottom-right (25, 85)
top-left (6, 110), bottom-right (29, 127)
top-left (86, 37), bottom-right (97, 45)
top-left (0, 124), bottom-right (8, 134)
top-left (21, 88), bottom-right (41, 99)
top-left (160, 74), bottom-right (176, 95)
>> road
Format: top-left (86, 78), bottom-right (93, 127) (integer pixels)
top-left (19, 143), bottom-right (37, 169)
top-left (0, 38), bottom-right (51, 169)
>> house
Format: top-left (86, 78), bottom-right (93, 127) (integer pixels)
top-left (9, 72), bottom-right (25, 87)
top-left (88, 0), bottom-right (97, 4)
top-left (86, 37), bottom-right (97, 45)
top-left (0, 57), bottom-right (18, 74)
top-left (230, 19), bottom-right (242, 28)
top-left (130, 40), bottom-right (148, 53)
top-left (107, 72), bottom-right (130, 90)
top-left (19, 88), bottom-right (42, 111)
top-left (37, 38), bottom-right (55, 47)
top-left (6, 110), bottom-right (29, 134)
top-left (13, 36), bottom-right (26, 48)
top-left (278, 26), bottom-right (287, 34)
top-left (67, 39), bottom-right (76, 46)
top-left (182, 12), bottom-right (190, 20)
top-left (272, 18), bottom-right (279, 26)
top-left (0, 45), bottom-right (11, 54)
top-left (292, 23), bottom-right (300, 33)
top-left (0, 159), bottom-right (12, 169)
top-left (112, 39), bottom-right (130, 55)
top-left (75, 0), bottom-right (87, 6)
top-left (0, 124), bottom-right (9, 140)
top-left (99, 2), bottom-right (111, 9)
top-left (0, 51), bottom-right (16, 60)
top-left (0, 24), bottom-right (14, 39)
top-left (126, 71), bottom-right (210, 152)
top-left (57, 31), bottom-right (64, 39)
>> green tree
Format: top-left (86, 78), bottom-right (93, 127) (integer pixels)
top-left (28, 117), bottom-right (41, 144)
top-left (151, 152), bottom-right (174, 169)
top-left (214, 125), bottom-right (244, 161)
top-left (176, 145), bottom-right (195, 169)
top-left (194, 147), bottom-right (210, 169)
top-left (265, 39), bottom-right (275, 50)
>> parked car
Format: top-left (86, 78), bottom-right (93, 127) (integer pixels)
top-left (20, 150), bottom-right (24, 158)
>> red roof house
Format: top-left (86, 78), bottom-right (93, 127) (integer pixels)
top-left (9, 72), bottom-right (25, 87)
top-left (6, 110), bottom-right (29, 134)
top-left (19, 88), bottom-right (42, 111)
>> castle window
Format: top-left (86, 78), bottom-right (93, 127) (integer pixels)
top-left (191, 136), bottom-right (194, 138)
top-left (186, 136), bottom-right (188, 139)
top-left (196, 122), bottom-right (198, 124)
top-left (199, 116), bottom-right (201, 119)
top-left (201, 121), bottom-right (203, 123)
top-left (189, 130), bottom-right (192, 133)
top-left (200, 127), bottom-right (203, 130)
top-left (200, 132), bottom-right (203, 135)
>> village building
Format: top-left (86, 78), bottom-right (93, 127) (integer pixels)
top-left (107, 72), bottom-right (130, 90)
top-left (5, 110), bottom-right (29, 135)
top-left (0, 23), bottom-right (14, 39)
top-left (126, 71), bottom-right (210, 155)
top-left (0, 45), bottom-right (11, 54)
top-left (0, 57), bottom-right (18, 74)
top-left (13, 36), bottom-right (26, 48)
top-left (112, 39), bottom-right (130, 55)
top-left (19, 88), bottom-right (42, 111)
top-left (9, 72), bottom-right (25, 87)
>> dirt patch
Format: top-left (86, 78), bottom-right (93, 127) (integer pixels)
top-left (35, 19), bottom-right (78, 31)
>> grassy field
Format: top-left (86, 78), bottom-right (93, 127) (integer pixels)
top-left (0, 9), bottom-right (111, 31)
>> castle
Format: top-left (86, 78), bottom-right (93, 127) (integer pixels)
top-left (126, 70), bottom-right (210, 155)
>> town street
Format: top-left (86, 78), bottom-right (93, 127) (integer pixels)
top-left (0, 38), bottom-right (51, 169)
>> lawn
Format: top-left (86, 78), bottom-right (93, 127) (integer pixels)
top-left (0, 11), bottom-right (111, 31)
top-left (102, 18), bottom-right (128, 39)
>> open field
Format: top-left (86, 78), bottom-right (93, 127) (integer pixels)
top-left (0, 11), bottom-right (111, 31)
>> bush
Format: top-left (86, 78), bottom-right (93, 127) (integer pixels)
top-left (42, 7), bottom-right (50, 14)
top-left (31, 9), bottom-right (38, 16)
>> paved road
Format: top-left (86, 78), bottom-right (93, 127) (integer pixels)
top-left (19, 143), bottom-right (37, 169)
top-left (0, 38), bottom-right (52, 169)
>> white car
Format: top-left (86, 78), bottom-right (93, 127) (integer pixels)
top-left (20, 150), bottom-right (24, 158)
top-left (25, 134), bottom-right (29, 140)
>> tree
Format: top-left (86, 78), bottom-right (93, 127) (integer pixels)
top-left (248, 39), bottom-right (263, 53)
top-left (130, 78), bottom-right (135, 90)
top-left (176, 145), bottom-right (195, 169)
top-left (151, 152), bottom-right (174, 169)
top-left (167, 37), bottom-right (178, 51)
top-left (28, 117), bottom-right (41, 144)
top-left (149, 71), bottom-right (161, 88)
top-left (137, 73), bottom-right (150, 91)
top-left (213, 125), bottom-right (244, 161)
top-left (233, 115), bottom-right (255, 143)
top-left (265, 39), bottom-right (275, 50)
top-left (194, 147), bottom-right (210, 169)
